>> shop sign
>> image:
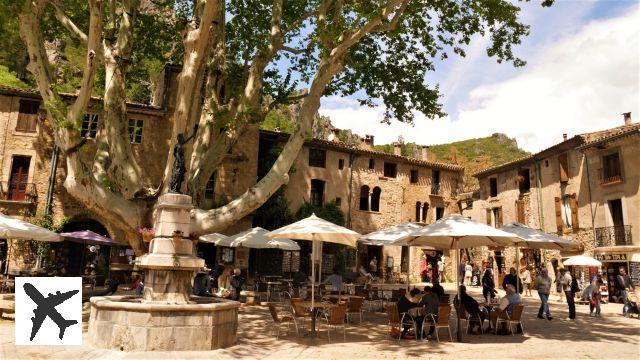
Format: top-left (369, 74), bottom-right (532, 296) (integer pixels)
top-left (595, 253), bottom-right (627, 261)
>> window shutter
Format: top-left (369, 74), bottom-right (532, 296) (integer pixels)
top-left (496, 207), bottom-right (503, 227)
top-left (15, 114), bottom-right (27, 131)
top-left (28, 115), bottom-right (38, 132)
top-left (554, 197), bottom-right (563, 234)
top-left (558, 153), bottom-right (569, 182)
top-left (486, 208), bottom-right (492, 225)
top-left (570, 193), bottom-right (579, 230)
top-left (516, 200), bottom-right (525, 224)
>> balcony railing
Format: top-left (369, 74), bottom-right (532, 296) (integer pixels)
top-left (430, 183), bottom-right (441, 196)
top-left (595, 225), bottom-right (632, 247)
top-left (600, 174), bottom-right (622, 186)
top-left (0, 181), bottom-right (38, 203)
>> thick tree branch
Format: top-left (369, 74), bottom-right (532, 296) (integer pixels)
top-left (50, 0), bottom-right (88, 45)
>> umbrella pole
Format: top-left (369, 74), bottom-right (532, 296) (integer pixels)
top-left (455, 238), bottom-right (462, 342)
top-left (515, 244), bottom-right (520, 294)
top-left (311, 240), bottom-right (316, 336)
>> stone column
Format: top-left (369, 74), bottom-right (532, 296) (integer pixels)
top-left (136, 193), bottom-right (205, 304)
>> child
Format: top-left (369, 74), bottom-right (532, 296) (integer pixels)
top-left (521, 266), bottom-right (532, 297)
top-left (590, 279), bottom-right (603, 317)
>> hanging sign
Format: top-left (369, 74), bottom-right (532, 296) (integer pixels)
top-left (595, 253), bottom-right (627, 261)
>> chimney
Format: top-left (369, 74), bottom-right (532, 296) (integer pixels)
top-left (623, 112), bottom-right (632, 125)
top-left (393, 142), bottom-right (402, 156)
top-left (363, 134), bottom-right (375, 147)
top-left (562, 133), bottom-right (568, 141)
top-left (328, 128), bottom-right (341, 142)
top-left (421, 145), bottom-right (430, 161)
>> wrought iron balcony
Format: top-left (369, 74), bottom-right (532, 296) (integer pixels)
top-left (595, 225), bottom-right (632, 247)
top-left (430, 183), bottom-right (441, 196)
top-left (0, 181), bottom-right (38, 204)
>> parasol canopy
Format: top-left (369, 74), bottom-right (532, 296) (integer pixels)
top-left (0, 213), bottom-right (61, 242)
top-left (500, 223), bottom-right (577, 250)
top-left (61, 230), bottom-right (117, 246)
top-left (360, 222), bottom-right (424, 246)
top-left (227, 227), bottom-right (300, 250)
top-left (198, 232), bottom-right (229, 244)
top-left (563, 255), bottom-right (602, 267)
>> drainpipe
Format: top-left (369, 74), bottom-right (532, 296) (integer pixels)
top-left (44, 144), bottom-right (59, 216)
top-left (582, 152), bottom-right (597, 248)
top-left (346, 153), bottom-right (356, 229)
top-left (535, 160), bottom-right (545, 230)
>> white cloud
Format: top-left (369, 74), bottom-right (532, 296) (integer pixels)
top-left (319, 6), bottom-right (639, 152)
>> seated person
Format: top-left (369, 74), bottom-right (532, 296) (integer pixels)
top-left (397, 288), bottom-right (424, 339)
top-left (453, 285), bottom-right (485, 334)
top-left (323, 270), bottom-right (344, 292)
top-left (359, 265), bottom-right (376, 283)
top-left (216, 267), bottom-right (232, 298)
top-left (131, 274), bottom-right (144, 296)
top-left (489, 284), bottom-right (523, 332)
top-left (431, 280), bottom-right (445, 298)
top-left (502, 267), bottom-right (523, 294)
top-left (230, 268), bottom-right (245, 301)
top-left (193, 272), bottom-right (212, 296)
top-left (420, 286), bottom-right (440, 338)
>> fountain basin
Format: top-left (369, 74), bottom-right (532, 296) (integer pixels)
top-left (88, 295), bottom-right (239, 351)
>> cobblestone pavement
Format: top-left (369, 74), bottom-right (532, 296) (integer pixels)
top-left (1, 283), bottom-right (639, 359)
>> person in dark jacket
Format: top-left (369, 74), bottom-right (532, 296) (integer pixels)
top-left (211, 260), bottom-right (225, 292)
top-left (502, 267), bottom-right (523, 294)
top-left (482, 269), bottom-right (497, 303)
top-left (432, 280), bottom-right (445, 298)
top-left (453, 285), bottom-right (486, 334)
top-left (230, 268), bottom-right (245, 301)
top-left (420, 287), bottom-right (440, 338)
top-left (397, 288), bottom-right (423, 338)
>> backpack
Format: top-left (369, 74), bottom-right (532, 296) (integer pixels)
top-left (571, 277), bottom-right (580, 293)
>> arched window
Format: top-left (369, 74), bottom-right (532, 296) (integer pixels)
top-left (359, 185), bottom-right (370, 211)
top-left (415, 202), bottom-right (421, 222)
top-left (371, 187), bottom-right (381, 212)
top-left (422, 202), bottom-right (429, 223)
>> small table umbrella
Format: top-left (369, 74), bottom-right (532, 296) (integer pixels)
top-left (267, 214), bottom-right (360, 337)
top-left (394, 214), bottom-right (520, 341)
top-left (563, 255), bottom-right (602, 267)
top-left (198, 232), bottom-right (229, 244)
top-left (61, 230), bottom-right (117, 246)
top-left (227, 227), bottom-right (300, 250)
top-left (501, 223), bottom-right (578, 293)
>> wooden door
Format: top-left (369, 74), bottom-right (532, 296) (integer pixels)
top-left (8, 156), bottom-right (31, 200)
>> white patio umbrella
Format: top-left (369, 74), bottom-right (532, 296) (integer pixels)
top-left (563, 255), bottom-right (602, 267)
top-left (198, 232), bottom-right (229, 244)
top-left (267, 213), bottom-right (360, 335)
top-left (394, 214), bottom-right (520, 341)
top-left (0, 213), bottom-right (61, 242)
top-left (227, 227), bottom-right (300, 250)
top-left (501, 222), bottom-right (578, 293)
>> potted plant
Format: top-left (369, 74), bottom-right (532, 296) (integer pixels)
top-left (139, 227), bottom-right (155, 243)
top-left (171, 230), bottom-right (183, 248)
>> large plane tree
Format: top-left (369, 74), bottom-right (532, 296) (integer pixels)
top-left (15, 0), bottom-right (552, 254)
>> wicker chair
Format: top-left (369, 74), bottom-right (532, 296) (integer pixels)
top-left (496, 304), bottom-right (525, 335)
top-left (268, 304), bottom-right (296, 339)
top-left (322, 302), bottom-right (348, 341)
top-left (424, 305), bottom-right (453, 342)
top-left (290, 297), bottom-right (311, 332)
top-left (346, 296), bottom-right (365, 324)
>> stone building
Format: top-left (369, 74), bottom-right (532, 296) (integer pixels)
top-left (461, 114), bottom-right (639, 294)
top-left (261, 130), bottom-right (464, 281)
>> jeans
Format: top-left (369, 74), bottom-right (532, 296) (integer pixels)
top-left (565, 291), bottom-right (575, 319)
top-left (620, 290), bottom-right (629, 315)
top-left (538, 293), bottom-right (551, 318)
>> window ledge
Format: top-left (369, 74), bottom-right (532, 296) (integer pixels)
top-left (12, 130), bottom-right (38, 137)
top-left (600, 177), bottom-right (623, 186)
top-left (357, 209), bottom-right (382, 214)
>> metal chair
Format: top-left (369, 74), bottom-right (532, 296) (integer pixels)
top-left (496, 304), bottom-right (525, 335)
top-left (346, 296), bottom-right (365, 324)
top-left (455, 305), bottom-right (484, 334)
top-left (322, 302), bottom-right (348, 341)
top-left (290, 297), bottom-right (311, 332)
top-left (365, 287), bottom-right (383, 312)
top-left (425, 305), bottom-right (453, 342)
top-left (386, 303), bottom-right (418, 341)
top-left (268, 304), bottom-right (296, 339)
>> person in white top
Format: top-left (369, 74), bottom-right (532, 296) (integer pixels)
top-left (520, 266), bottom-right (532, 297)
top-left (464, 262), bottom-right (473, 286)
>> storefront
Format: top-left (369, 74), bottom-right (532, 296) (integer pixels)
top-left (593, 246), bottom-right (640, 302)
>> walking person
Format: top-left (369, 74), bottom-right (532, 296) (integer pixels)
top-left (559, 267), bottom-right (575, 319)
top-left (536, 269), bottom-right (553, 320)
top-left (616, 267), bottom-right (635, 316)
top-left (464, 262), bottom-right (473, 286)
top-left (482, 268), bottom-right (497, 303)
top-left (590, 279), bottom-right (603, 317)
top-left (555, 268), bottom-right (564, 303)
top-left (437, 257), bottom-right (444, 282)
top-left (521, 266), bottom-right (532, 297)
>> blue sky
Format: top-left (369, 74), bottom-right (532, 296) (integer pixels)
top-left (317, 0), bottom-right (639, 152)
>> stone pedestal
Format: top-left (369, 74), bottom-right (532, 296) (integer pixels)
top-left (88, 193), bottom-right (239, 351)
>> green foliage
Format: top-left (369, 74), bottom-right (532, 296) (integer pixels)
top-left (294, 201), bottom-right (345, 227)
top-left (261, 108), bottom-right (295, 133)
top-left (0, 0), bottom-right (28, 84)
top-left (0, 65), bottom-right (30, 89)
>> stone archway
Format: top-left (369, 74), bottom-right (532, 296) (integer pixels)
top-left (57, 217), bottom-right (112, 277)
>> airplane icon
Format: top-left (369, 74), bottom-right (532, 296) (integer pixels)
top-left (23, 283), bottom-right (79, 341)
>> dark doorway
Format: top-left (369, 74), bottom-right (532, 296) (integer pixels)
top-left (58, 219), bottom-right (111, 277)
top-left (609, 199), bottom-right (624, 227)
top-left (436, 207), bottom-right (445, 220)
top-left (518, 168), bottom-right (531, 193)
top-left (8, 156), bottom-right (30, 200)
top-left (196, 243), bottom-right (217, 269)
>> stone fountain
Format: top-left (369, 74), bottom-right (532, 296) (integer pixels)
top-left (88, 193), bottom-right (239, 351)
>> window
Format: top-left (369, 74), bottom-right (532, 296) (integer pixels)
top-left (492, 207), bottom-right (502, 227)
top-left (518, 168), bottom-right (531, 193)
top-left (545, 160), bottom-right (549, 167)
top-left (602, 152), bottom-right (622, 183)
top-left (359, 185), bottom-right (370, 211)
top-left (558, 153), bottom-right (569, 182)
top-left (401, 246), bottom-right (409, 273)
top-left (489, 178), bottom-right (498, 197)
top-left (310, 179), bottom-right (325, 207)
top-left (383, 162), bottom-right (397, 178)
top-left (562, 195), bottom-right (573, 228)
top-left (308, 148), bottom-right (326, 168)
top-left (338, 159), bottom-right (344, 170)
top-left (410, 170), bottom-right (418, 184)
top-left (422, 203), bottom-right (429, 223)
top-left (368, 158), bottom-right (375, 169)
top-left (204, 172), bottom-right (216, 199)
top-left (335, 197), bottom-right (342, 206)
top-left (371, 187), bottom-right (381, 212)
top-left (7, 156), bottom-right (31, 201)
top-left (516, 200), bottom-right (525, 223)
top-left (81, 113), bottom-right (99, 139)
top-left (16, 99), bottom-right (39, 132)
top-left (415, 202), bottom-right (421, 222)
top-left (436, 207), bottom-right (445, 221)
top-left (431, 170), bottom-right (441, 195)
top-left (128, 119), bottom-right (144, 144)
top-left (555, 193), bottom-right (579, 231)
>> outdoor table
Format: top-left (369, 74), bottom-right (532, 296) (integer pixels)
top-left (323, 294), bottom-right (350, 303)
top-left (370, 284), bottom-right (407, 291)
top-left (299, 301), bottom-right (334, 337)
top-left (266, 281), bottom-right (282, 301)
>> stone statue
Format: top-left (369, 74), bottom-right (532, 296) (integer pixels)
top-left (169, 124), bottom-right (198, 193)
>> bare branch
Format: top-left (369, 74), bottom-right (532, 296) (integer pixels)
top-left (282, 46), bottom-right (305, 55)
top-left (50, 0), bottom-right (88, 45)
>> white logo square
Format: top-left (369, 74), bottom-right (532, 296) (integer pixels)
top-left (14, 277), bottom-right (83, 345)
